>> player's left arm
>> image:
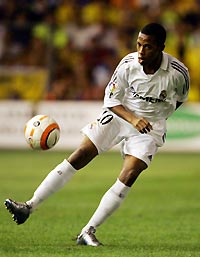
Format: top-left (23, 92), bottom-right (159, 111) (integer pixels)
top-left (175, 64), bottom-right (190, 110)
top-left (176, 101), bottom-right (183, 110)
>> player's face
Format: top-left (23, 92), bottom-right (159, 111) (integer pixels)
top-left (136, 32), bottom-right (163, 67)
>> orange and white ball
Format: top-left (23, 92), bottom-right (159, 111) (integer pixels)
top-left (24, 115), bottom-right (60, 150)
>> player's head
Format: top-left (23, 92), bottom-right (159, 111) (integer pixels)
top-left (140, 23), bottom-right (166, 47)
top-left (137, 23), bottom-right (166, 67)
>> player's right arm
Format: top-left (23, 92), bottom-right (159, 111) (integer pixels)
top-left (103, 55), bottom-right (152, 134)
top-left (109, 104), bottom-right (152, 134)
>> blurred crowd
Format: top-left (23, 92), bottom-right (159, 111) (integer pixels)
top-left (0, 0), bottom-right (200, 101)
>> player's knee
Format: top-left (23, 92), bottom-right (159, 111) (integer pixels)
top-left (119, 166), bottom-right (146, 187)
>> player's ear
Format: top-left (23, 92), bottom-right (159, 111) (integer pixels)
top-left (161, 44), bottom-right (165, 51)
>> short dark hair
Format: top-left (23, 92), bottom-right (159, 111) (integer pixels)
top-left (141, 23), bottom-right (166, 46)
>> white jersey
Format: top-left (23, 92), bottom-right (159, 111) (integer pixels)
top-left (104, 52), bottom-right (190, 124)
top-left (82, 52), bottom-right (190, 165)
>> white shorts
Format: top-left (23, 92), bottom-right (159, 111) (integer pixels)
top-left (81, 109), bottom-right (164, 166)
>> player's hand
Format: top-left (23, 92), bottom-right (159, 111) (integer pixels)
top-left (131, 117), bottom-right (153, 134)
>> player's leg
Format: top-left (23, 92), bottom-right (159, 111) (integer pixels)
top-left (77, 155), bottom-right (146, 246)
top-left (118, 154), bottom-right (147, 186)
top-left (27, 136), bottom-right (98, 208)
top-left (5, 136), bottom-right (98, 224)
top-left (4, 109), bottom-right (120, 225)
top-left (77, 132), bottom-right (158, 246)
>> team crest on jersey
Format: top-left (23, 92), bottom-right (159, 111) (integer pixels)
top-left (159, 90), bottom-right (167, 101)
top-left (108, 82), bottom-right (117, 98)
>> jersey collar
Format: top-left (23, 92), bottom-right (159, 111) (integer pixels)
top-left (160, 52), bottom-right (169, 71)
top-left (135, 52), bottom-right (169, 71)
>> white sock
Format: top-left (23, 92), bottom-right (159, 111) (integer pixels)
top-left (81, 178), bottom-right (130, 234)
top-left (26, 159), bottom-right (76, 211)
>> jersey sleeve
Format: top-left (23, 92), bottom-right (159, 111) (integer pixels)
top-left (172, 62), bottom-right (190, 103)
top-left (103, 58), bottom-right (129, 108)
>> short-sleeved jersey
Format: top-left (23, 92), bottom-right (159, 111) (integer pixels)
top-left (104, 52), bottom-right (190, 124)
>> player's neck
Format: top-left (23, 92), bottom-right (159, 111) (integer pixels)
top-left (143, 53), bottom-right (162, 75)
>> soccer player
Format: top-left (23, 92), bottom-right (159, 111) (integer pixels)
top-left (5, 23), bottom-right (190, 246)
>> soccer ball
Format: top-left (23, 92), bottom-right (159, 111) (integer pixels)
top-left (24, 115), bottom-right (60, 150)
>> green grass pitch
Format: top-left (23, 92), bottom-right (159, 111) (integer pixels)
top-left (0, 149), bottom-right (199, 257)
